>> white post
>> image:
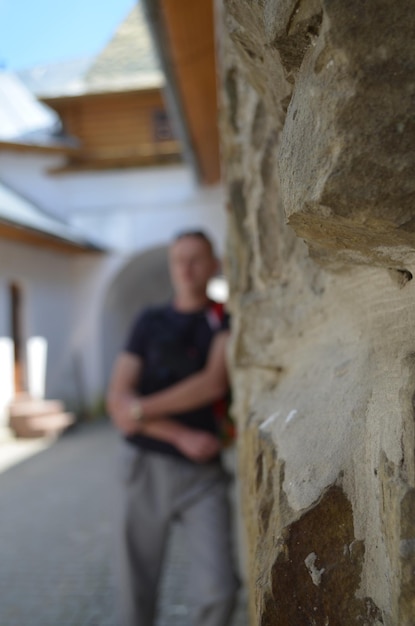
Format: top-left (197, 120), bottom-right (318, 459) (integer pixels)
top-left (207, 276), bottom-right (229, 303)
top-left (27, 336), bottom-right (47, 399)
top-left (0, 337), bottom-right (14, 427)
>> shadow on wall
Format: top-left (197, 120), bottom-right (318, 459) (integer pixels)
top-left (101, 245), bottom-right (172, 390)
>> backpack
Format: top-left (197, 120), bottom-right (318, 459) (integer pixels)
top-left (206, 302), bottom-right (237, 448)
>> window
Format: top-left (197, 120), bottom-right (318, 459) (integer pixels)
top-left (153, 109), bottom-right (175, 142)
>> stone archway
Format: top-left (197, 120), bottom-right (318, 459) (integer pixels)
top-left (101, 245), bottom-right (172, 386)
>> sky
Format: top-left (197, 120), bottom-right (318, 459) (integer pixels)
top-left (0, 0), bottom-right (136, 71)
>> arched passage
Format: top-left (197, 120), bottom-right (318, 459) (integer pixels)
top-left (101, 245), bottom-right (172, 386)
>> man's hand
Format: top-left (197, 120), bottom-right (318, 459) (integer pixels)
top-left (107, 351), bottom-right (223, 462)
top-left (110, 397), bottom-right (143, 436)
top-left (111, 397), bottom-right (167, 438)
top-left (174, 429), bottom-right (221, 463)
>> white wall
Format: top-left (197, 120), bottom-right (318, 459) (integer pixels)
top-left (68, 253), bottom-right (125, 408)
top-left (0, 151), bottom-right (228, 419)
top-left (57, 165), bottom-right (227, 255)
top-left (0, 152), bottom-right (227, 256)
top-left (101, 246), bottom-right (172, 386)
top-left (0, 152), bottom-right (67, 215)
top-left (0, 240), bottom-right (73, 403)
top-left (0, 236), bottom-right (143, 419)
top-left (0, 239), bottom-right (121, 419)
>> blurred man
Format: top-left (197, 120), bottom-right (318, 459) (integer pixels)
top-left (107, 231), bottom-right (238, 626)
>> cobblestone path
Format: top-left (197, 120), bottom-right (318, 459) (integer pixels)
top-left (0, 421), bottom-right (248, 626)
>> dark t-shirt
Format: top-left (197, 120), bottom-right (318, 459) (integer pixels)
top-left (124, 301), bottom-right (229, 459)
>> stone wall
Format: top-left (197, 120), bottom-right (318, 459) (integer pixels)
top-left (218, 1), bottom-right (415, 624)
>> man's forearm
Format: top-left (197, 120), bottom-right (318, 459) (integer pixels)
top-left (139, 417), bottom-right (187, 445)
top-left (140, 418), bottom-right (222, 463)
top-left (108, 392), bottom-right (222, 463)
top-left (138, 371), bottom-right (227, 419)
top-left (132, 332), bottom-right (228, 419)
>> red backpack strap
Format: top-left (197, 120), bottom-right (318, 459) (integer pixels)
top-left (208, 301), bottom-right (236, 447)
top-left (206, 300), bottom-right (225, 331)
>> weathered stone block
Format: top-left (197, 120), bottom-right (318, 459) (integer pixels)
top-left (219, 0), bottom-right (415, 624)
top-left (278, 0), bottom-right (415, 267)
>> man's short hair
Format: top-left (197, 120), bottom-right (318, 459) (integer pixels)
top-left (173, 230), bottom-right (215, 256)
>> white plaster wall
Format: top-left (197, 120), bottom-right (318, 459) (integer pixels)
top-left (0, 337), bottom-right (13, 426)
top-left (0, 151), bottom-right (228, 416)
top-left (101, 246), bottom-right (172, 386)
top-left (57, 165), bottom-right (226, 255)
top-left (0, 152), bottom-right (226, 255)
top-left (69, 182), bottom-right (226, 255)
top-left (0, 239), bottom-right (122, 415)
top-left (0, 240), bottom-right (73, 401)
top-left (0, 152), bottom-right (67, 215)
top-left (68, 253), bottom-right (125, 409)
top-left (0, 237), bottom-right (139, 416)
top-left (0, 280), bottom-right (13, 425)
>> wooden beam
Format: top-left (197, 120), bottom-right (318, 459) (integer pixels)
top-left (0, 140), bottom-right (80, 156)
top-left (41, 87), bottom-right (163, 107)
top-left (0, 222), bottom-right (103, 255)
top-left (49, 144), bottom-right (182, 174)
top-left (159, 0), bottom-right (220, 185)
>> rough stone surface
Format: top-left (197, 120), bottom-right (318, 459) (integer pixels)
top-left (219, 1), bottom-right (415, 624)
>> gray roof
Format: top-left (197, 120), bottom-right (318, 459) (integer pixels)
top-left (0, 71), bottom-right (64, 145)
top-left (0, 71), bottom-right (78, 149)
top-left (141, 0), bottom-right (199, 181)
top-left (18, 57), bottom-right (93, 101)
top-left (84, 4), bottom-right (163, 93)
top-left (0, 181), bottom-right (103, 250)
top-left (18, 5), bottom-right (164, 98)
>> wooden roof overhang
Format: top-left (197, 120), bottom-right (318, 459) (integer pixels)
top-left (40, 85), bottom-right (163, 107)
top-left (0, 139), bottom-right (80, 156)
top-left (142, 0), bottom-right (220, 185)
top-left (41, 87), bottom-right (182, 173)
top-left (0, 219), bottom-right (104, 255)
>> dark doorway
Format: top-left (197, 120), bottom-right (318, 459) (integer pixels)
top-left (9, 282), bottom-right (25, 394)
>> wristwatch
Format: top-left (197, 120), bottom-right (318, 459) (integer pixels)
top-left (130, 399), bottom-right (144, 422)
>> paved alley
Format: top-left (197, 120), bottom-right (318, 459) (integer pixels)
top-left (0, 421), bottom-right (248, 626)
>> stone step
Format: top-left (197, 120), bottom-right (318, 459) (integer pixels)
top-left (30, 413), bottom-right (75, 433)
top-left (8, 399), bottom-right (64, 418)
top-left (9, 412), bottom-right (75, 439)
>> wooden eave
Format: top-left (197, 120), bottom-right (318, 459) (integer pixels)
top-left (0, 139), bottom-right (80, 156)
top-left (49, 141), bottom-right (182, 174)
top-left (0, 220), bottom-right (104, 255)
top-left (49, 154), bottom-right (182, 174)
top-left (41, 86), bottom-right (163, 107)
top-left (154, 0), bottom-right (221, 185)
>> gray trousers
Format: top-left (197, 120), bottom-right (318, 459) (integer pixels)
top-left (115, 442), bottom-right (239, 626)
